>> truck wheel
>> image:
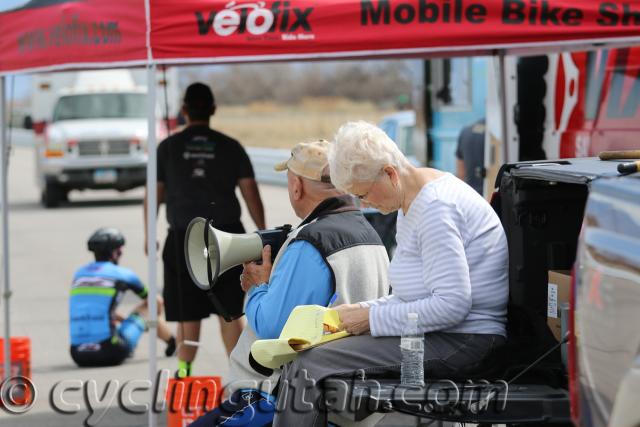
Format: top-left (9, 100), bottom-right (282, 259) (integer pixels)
top-left (41, 182), bottom-right (65, 208)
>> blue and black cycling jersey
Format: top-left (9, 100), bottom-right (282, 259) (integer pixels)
top-left (69, 261), bottom-right (148, 346)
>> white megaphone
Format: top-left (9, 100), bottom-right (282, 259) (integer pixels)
top-left (184, 217), bottom-right (292, 292)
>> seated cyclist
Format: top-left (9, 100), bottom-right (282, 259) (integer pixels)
top-left (69, 227), bottom-right (176, 367)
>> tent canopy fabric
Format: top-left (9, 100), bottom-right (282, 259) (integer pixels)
top-left (2, 0), bottom-right (640, 74)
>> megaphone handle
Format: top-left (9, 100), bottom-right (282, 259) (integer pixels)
top-left (206, 289), bottom-right (244, 323)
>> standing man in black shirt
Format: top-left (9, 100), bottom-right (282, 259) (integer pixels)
top-left (144, 82), bottom-right (265, 378)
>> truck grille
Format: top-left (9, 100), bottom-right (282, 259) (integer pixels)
top-left (78, 140), bottom-right (130, 156)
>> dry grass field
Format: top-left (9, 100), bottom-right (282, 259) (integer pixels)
top-left (209, 97), bottom-right (393, 149)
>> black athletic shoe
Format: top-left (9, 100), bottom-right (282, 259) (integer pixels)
top-left (165, 336), bottom-right (176, 357)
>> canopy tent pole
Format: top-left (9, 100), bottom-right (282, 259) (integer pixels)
top-left (143, 0), bottom-right (159, 423)
top-left (498, 50), bottom-right (511, 165)
top-left (0, 76), bottom-right (11, 381)
top-left (146, 63), bottom-right (158, 427)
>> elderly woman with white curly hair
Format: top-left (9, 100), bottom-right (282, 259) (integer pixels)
top-left (273, 121), bottom-right (509, 427)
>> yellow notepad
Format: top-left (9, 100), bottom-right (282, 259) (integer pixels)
top-left (250, 305), bottom-right (350, 369)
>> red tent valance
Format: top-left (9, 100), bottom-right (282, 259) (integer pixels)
top-left (0, 1), bottom-right (148, 73)
top-left (2, 0), bottom-right (640, 73)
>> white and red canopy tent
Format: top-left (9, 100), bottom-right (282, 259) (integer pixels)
top-left (1, 1), bottom-right (640, 425)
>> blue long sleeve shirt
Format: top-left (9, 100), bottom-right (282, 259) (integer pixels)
top-left (245, 240), bottom-right (332, 339)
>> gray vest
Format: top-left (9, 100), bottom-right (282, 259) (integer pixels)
top-left (226, 196), bottom-right (389, 394)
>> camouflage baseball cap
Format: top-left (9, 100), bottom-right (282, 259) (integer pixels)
top-left (274, 140), bottom-right (331, 183)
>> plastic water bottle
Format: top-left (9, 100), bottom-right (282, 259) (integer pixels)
top-left (400, 312), bottom-right (424, 386)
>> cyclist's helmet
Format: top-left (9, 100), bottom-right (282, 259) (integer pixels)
top-left (87, 227), bottom-right (125, 255)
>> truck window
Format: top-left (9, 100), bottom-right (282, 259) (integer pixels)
top-left (400, 125), bottom-right (415, 157)
top-left (379, 119), bottom-right (397, 141)
top-left (53, 93), bottom-right (147, 122)
top-left (606, 50), bottom-right (640, 120)
top-left (584, 50), bottom-right (609, 121)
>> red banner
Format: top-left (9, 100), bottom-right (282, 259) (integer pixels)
top-left (151, 0), bottom-right (640, 64)
top-left (1, 1), bottom-right (640, 73)
top-left (0, 0), bottom-right (147, 73)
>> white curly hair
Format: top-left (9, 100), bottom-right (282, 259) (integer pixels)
top-left (328, 121), bottom-right (411, 192)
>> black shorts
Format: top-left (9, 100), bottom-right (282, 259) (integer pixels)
top-left (163, 224), bottom-right (246, 322)
top-left (70, 338), bottom-right (129, 367)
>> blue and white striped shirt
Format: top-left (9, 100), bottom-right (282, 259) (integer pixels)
top-left (363, 173), bottom-right (508, 337)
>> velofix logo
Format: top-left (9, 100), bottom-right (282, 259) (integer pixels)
top-left (195, 1), bottom-right (316, 41)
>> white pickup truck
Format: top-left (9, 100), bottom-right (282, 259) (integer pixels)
top-left (30, 68), bottom-right (179, 207)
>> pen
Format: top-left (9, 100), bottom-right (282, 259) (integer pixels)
top-left (328, 293), bottom-right (338, 307)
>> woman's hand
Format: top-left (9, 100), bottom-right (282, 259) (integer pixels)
top-left (334, 304), bottom-right (371, 335)
top-left (333, 303), bottom-right (361, 312)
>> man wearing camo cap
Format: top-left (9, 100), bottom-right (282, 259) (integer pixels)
top-left (190, 139), bottom-right (389, 426)
top-left (274, 139), bottom-right (334, 181)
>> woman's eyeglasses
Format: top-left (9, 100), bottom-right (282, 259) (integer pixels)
top-left (355, 180), bottom-right (377, 201)
top-left (354, 171), bottom-right (384, 200)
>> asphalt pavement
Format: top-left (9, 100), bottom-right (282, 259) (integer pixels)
top-left (0, 145), bottom-right (300, 426)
